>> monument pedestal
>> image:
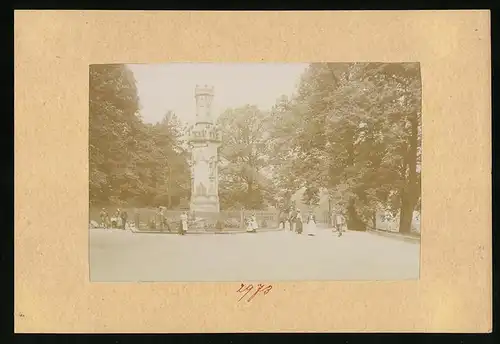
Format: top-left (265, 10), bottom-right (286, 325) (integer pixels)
top-left (190, 196), bottom-right (220, 213)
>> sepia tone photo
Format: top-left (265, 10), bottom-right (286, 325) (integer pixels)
top-left (89, 62), bottom-right (422, 282)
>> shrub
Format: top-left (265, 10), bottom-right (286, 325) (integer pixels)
top-left (192, 220), bottom-right (205, 230)
top-left (203, 220), bottom-right (216, 229)
top-left (261, 219), bottom-right (268, 228)
top-left (224, 218), bottom-right (241, 228)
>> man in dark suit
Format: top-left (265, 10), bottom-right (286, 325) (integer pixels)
top-left (120, 209), bottom-right (128, 230)
top-left (289, 209), bottom-right (297, 232)
top-left (134, 208), bottom-right (140, 230)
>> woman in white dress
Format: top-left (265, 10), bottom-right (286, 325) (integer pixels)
top-left (246, 216), bottom-right (254, 233)
top-left (179, 211), bottom-right (188, 235)
top-left (251, 214), bottom-right (259, 233)
top-left (284, 218), bottom-right (290, 231)
top-left (306, 211), bottom-right (317, 236)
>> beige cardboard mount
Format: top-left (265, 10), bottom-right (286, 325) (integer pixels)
top-left (14, 10), bottom-right (491, 333)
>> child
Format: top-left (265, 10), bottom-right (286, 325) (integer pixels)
top-left (246, 216), bottom-right (254, 233)
top-left (306, 211), bottom-right (317, 236)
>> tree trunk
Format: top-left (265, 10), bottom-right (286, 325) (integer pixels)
top-left (346, 199), bottom-right (366, 231)
top-left (246, 181), bottom-right (253, 209)
top-left (167, 167), bottom-right (172, 209)
top-left (399, 192), bottom-right (413, 234)
top-left (399, 116), bottom-right (419, 234)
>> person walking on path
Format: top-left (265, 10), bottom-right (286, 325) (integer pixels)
top-left (333, 213), bottom-right (344, 237)
top-left (290, 209), bottom-right (297, 232)
top-left (278, 212), bottom-right (287, 230)
top-left (112, 209), bottom-right (121, 229)
top-left (295, 209), bottom-right (303, 234)
top-left (179, 211), bottom-right (188, 235)
top-left (99, 208), bottom-right (108, 229)
top-left (284, 217), bottom-right (291, 231)
top-left (245, 215), bottom-right (254, 233)
top-left (251, 214), bottom-right (259, 233)
top-left (306, 211), bottom-right (317, 236)
top-left (155, 206), bottom-right (163, 231)
top-left (134, 208), bottom-right (140, 230)
top-left (120, 209), bottom-right (128, 230)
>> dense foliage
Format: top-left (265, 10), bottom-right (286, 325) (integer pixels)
top-left (267, 63), bottom-right (422, 233)
top-left (89, 64), bottom-right (190, 208)
top-left (215, 63), bottom-right (421, 233)
top-left (216, 105), bottom-right (275, 210)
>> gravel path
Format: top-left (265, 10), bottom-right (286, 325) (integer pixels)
top-left (89, 228), bottom-right (420, 282)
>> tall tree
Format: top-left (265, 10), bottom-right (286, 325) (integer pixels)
top-left (272, 62), bottom-right (422, 232)
top-left (89, 64), bottom-right (142, 205)
top-left (217, 105), bottom-right (274, 210)
top-left (151, 111), bottom-right (191, 208)
top-left (267, 95), bottom-right (303, 213)
top-left (89, 64), bottom-right (191, 208)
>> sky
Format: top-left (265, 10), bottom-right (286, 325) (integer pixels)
top-left (127, 63), bottom-right (309, 125)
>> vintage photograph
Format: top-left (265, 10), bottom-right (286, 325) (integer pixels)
top-left (89, 62), bottom-right (421, 282)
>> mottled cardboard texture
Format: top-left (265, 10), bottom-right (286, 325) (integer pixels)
top-left (14, 10), bottom-right (491, 333)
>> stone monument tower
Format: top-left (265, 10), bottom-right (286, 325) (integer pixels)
top-left (187, 85), bottom-right (222, 213)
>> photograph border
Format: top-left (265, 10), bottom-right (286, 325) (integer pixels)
top-left (13, 9), bottom-right (492, 334)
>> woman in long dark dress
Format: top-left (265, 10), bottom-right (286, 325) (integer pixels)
top-left (295, 210), bottom-right (303, 234)
top-left (289, 210), bottom-right (297, 232)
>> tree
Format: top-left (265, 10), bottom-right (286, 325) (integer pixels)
top-left (146, 111), bottom-right (191, 208)
top-left (302, 186), bottom-right (320, 207)
top-left (272, 62), bottom-right (422, 232)
top-left (89, 64), bottom-right (191, 208)
top-left (266, 95), bottom-right (303, 213)
top-left (217, 105), bottom-right (274, 209)
top-left (89, 64), bottom-right (142, 205)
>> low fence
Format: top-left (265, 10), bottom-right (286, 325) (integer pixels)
top-left (89, 207), bottom-right (281, 232)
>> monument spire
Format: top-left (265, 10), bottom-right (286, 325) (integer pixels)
top-left (194, 84), bottom-right (215, 124)
top-left (188, 85), bottom-right (222, 213)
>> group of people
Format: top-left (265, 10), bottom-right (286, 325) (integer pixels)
top-left (153, 206), bottom-right (171, 232)
top-left (278, 209), bottom-right (316, 235)
top-left (245, 214), bottom-right (259, 233)
top-left (151, 207), bottom-right (189, 235)
top-left (278, 209), bottom-right (346, 237)
top-left (99, 207), bottom-right (189, 235)
top-left (99, 208), bottom-right (129, 230)
top-left (98, 206), bottom-right (345, 237)
top-left (154, 207), bottom-right (189, 235)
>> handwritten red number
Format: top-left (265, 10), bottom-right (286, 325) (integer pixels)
top-left (247, 283), bottom-right (266, 302)
top-left (237, 283), bottom-right (272, 302)
top-left (262, 285), bottom-right (272, 295)
top-left (238, 284), bottom-right (254, 302)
